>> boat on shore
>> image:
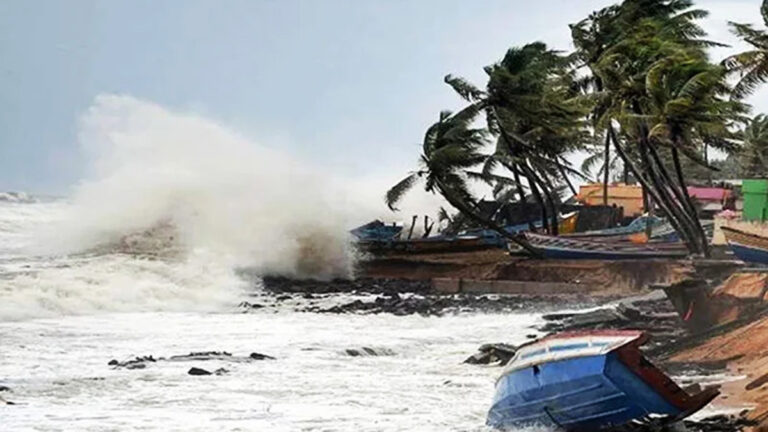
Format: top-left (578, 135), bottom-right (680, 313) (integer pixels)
top-left (722, 226), bottom-right (768, 265)
top-left (487, 330), bottom-right (719, 431)
top-left (566, 215), bottom-right (663, 239)
top-left (519, 232), bottom-right (688, 260)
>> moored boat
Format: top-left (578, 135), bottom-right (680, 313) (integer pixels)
top-left (722, 226), bottom-right (768, 265)
top-left (520, 232), bottom-right (688, 260)
top-left (487, 330), bottom-right (718, 431)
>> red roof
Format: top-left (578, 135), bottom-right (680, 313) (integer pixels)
top-left (687, 187), bottom-right (731, 201)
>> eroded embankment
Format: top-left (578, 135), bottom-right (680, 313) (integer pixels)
top-left (361, 250), bottom-right (740, 297)
top-left (667, 278), bottom-right (768, 431)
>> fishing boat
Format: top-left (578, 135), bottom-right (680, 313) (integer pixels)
top-left (350, 220), bottom-right (403, 242)
top-left (463, 212), bottom-right (579, 247)
top-left (487, 330), bottom-right (719, 431)
top-left (566, 215), bottom-right (663, 239)
top-left (358, 234), bottom-right (492, 254)
top-left (722, 226), bottom-right (768, 265)
top-left (521, 232), bottom-right (688, 259)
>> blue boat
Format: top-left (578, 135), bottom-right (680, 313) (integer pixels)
top-left (567, 215), bottom-right (663, 238)
top-left (487, 331), bottom-right (718, 431)
top-left (520, 232), bottom-right (688, 260)
top-left (350, 220), bottom-right (403, 242)
top-left (722, 226), bottom-right (768, 265)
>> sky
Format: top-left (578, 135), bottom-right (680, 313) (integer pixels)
top-left (0, 0), bottom-right (766, 194)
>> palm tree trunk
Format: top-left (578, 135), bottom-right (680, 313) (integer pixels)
top-left (512, 167), bottom-right (537, 232)
top-left (520, 163), bottom-right (550, 234)
top-left (642, 141), bottom-right (700, 254)
top-left (532, 164), bottom-right (560, 236)
top-left (609, 125), bottom-right (696, 254)
top-left (603, 132), bottom-right (610, 205)
top-left (672, 146), bottom-right (710, 257)
top-left (557, 159), bottom-right (578, 197)
top-left (646, 143), bottom-right (708, 255)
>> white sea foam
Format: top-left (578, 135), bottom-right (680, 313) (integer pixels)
top-left (0, 95), bottom-right (447, 320)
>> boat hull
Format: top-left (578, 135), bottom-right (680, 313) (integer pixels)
top-left (722, 226), bottom-right (768, 265)
top-left (522, 233), bottom-right (688, 260)
top-left (730, 242), bottom-right (768, 265)
top-left (487, 331), bottom-right (718, 431)
top-left (488, 353), bottom-right (678, 431)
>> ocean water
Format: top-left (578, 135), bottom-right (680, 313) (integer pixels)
top-left (0, 199), bottom-right (548, 431)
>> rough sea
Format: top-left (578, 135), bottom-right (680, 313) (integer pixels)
top-left (0, 197), bottom-right (548, 431)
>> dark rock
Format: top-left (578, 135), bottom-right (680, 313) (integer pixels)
top-left (169, 351), bottom-right (232, 361)
top-left (465, 343), bottom-right (518, 366)
top-left (125, 363), bottom-right (146, 370)
top-left (111, 356), bottom-right (156, 369)
top-left (344, 347), bottom-right (395, 357)
top-left (188, 367), bottom-right (212, 376)
top-left (0, 385), bottom-right (10, 392)
top-left (249, 352), bottom-right (276, 360)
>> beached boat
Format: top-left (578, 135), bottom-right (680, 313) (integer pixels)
top-left (463, 212), bottom-right (579, 247)
top-left (358, 235), bottom-right (492, 254)
top-left (566, 215), bottom-right (663, 239)
top-left (487, 330), bottom-right (718, 431)
top-left (350, 220), bottom-right (403, 241)
top-left (722, 226), bottom-right (768, 265)
top-left (521, 232), bottom-right (688, 259)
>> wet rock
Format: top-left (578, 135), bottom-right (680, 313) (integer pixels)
top-left (260, 276), bottom-right (432, 296)
top-left (464, 343), bottom-right (517, 366)
top-left (168, 351), bottom-right (232, 361)
top-left (249, 352), bottom-right (276, 360)
top-left (110, 356), bottom-right (156, 369)
top-left (125, 363), bottom-right (147, 370)
top-left (606, 414), bottom-right (757, 431)
top-left (239, 301), bottom-right (264, 309)
top-left (188, 367), bottom-right (212, 376)
top-left (344, 347), bottom-right (395, 357)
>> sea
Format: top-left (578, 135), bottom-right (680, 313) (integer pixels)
top-left (0, 195), bottom-right (548, 431)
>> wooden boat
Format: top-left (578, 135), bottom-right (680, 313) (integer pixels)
top-left (463, 212), bottom-right (579, 247)
top-left (350, 220), bottom-right (402, 241)
top-left (487, 330), bottom-right (718, 431)
top-left (566, 215), bottom-right (663, 239)
top-left (722, 226), bottom-right (768, 265)
top-left (359, 235), bottom-right (493, 254)
top-left (521, 232), bottom-right (688, 259)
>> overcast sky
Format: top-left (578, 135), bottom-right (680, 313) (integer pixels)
top-left (1, 0), bottom-right (766, 194)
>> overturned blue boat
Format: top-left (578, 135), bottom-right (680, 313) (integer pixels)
top-left (487, 331), bottom-right (718, 431)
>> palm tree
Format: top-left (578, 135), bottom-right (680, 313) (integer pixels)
top-left (740, 114), bottom-right (768, 177)
top-left (725, 0), bottom-right (768, 98)
top-left (445, 42), bottom-right (589, 235)
top-left (384, 108), bottom-right (539, 255)
top-left (586, 0), bottom-right (730, 255)
top-left (644, 50), bottom-right (746, 254)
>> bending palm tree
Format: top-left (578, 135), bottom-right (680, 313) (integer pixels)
top-left (384, 108), bottom-right (539, 256)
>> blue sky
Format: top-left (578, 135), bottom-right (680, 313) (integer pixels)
top-left (0, 0), bottom-right (764, 193)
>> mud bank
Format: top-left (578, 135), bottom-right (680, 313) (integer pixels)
top-left (361, 251), bottom-right (741, 296)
